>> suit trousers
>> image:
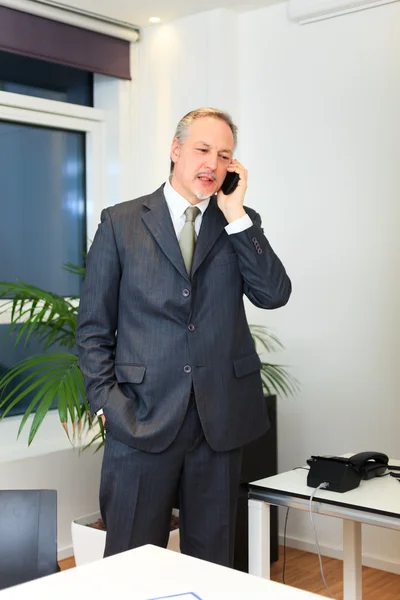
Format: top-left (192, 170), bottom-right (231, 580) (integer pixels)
top-left (100, 394), bottom-right (243, 567)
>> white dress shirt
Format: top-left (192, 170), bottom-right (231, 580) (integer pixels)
top-left (96, 181), bottom-right (252, 417)
top-left (163, 179), bottom-right (253, 238)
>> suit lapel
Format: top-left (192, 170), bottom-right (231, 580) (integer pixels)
top-left (142, 186), bottom-right (189, 281)
top-left (191, 197), bottom-right (227, 278)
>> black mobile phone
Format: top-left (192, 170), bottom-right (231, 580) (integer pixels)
top-left (221, 171), bottom-right (240, 195)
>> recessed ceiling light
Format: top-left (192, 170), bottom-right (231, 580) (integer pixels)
top-left (148, 17), bottom-right (161, 24)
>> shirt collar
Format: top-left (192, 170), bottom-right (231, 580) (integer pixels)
top-left (164, 179), bottom-right (210, 220)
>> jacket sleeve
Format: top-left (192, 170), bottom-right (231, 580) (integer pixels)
top-left (228, 210), bottom-right (292, 309)
top-left (76, 208), bottom-right (122, 416)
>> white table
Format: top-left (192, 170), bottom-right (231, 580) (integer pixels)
top-left (0, 544), bottom-right (324, 599)
top-left (248, 458), bottom-right (400, 600)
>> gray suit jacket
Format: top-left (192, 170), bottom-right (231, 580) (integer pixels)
top-left (76, 185), bottom-right (291, 452)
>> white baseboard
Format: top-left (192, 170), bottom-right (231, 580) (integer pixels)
top-left (281, 535), bottom-right (400, 575)
top-left (58, 546), bottom-right (74, 561)
top-left (59, 534), bottom-right (400, 575)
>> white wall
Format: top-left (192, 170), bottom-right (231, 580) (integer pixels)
top-left (131, 1), bottom-right (400, 572)
top-left (239, 1), bottom-right (400, 571)
top-left (132, 8), bottom-right (240, 196)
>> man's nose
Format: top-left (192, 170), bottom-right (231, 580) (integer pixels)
top-left (204, 152), bottom-right (218, 170)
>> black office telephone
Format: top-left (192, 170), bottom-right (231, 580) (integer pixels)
top-left (347, 451), bottom-right (389, 479)
top-left (307, 451), bottom-right (389, 492)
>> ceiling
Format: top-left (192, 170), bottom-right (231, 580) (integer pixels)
top-left (48, 0), bottom-right (285, 28)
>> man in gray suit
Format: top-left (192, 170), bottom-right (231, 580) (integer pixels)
top-left (76, 107), bottom-right (291, 567)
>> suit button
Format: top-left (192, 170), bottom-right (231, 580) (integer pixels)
top-left (188, 324), bottom-right (195, 332)
top-left (257, 248), bottom-right (263, 254)
top-left (184, 365), bottom-right (192, 373)
top-left (182, 289), bottom-right (190, 297)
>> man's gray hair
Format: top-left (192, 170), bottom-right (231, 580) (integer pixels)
top-left (170, 107), bottom-right (238, 175)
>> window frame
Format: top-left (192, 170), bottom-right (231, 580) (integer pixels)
top-left (0, 90), bottom-right (105, 238)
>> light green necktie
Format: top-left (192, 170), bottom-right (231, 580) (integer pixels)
top-left (179, 206), bottom-right (201, 276)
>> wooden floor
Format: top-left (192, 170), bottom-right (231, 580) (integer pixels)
top-left (59, 547), bottom-right (400, 599)
top-left (59, 556), bottom-right (75, 571)
top-left (269, 547), bottom-right (400, 599)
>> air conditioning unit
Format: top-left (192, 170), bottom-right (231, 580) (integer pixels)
top-left (288, 0), bottom-right (399, 24)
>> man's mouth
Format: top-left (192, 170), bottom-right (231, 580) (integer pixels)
top-left (197, 173), bottom-right (216, 183)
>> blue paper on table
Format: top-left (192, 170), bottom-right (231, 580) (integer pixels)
top-left (147, 594), bottom-right (203, 600)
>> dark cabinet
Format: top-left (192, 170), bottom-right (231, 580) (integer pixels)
top-left (233, 395), bottom-right (278, 572)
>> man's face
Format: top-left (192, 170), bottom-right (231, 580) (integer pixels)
top-left (170, 117), bottom-right (234, 203)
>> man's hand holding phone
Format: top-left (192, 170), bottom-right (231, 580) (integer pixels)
top-left (217, 159), bottom-right (247, 224)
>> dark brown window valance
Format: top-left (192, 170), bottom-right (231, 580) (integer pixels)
top-left (0, 6), bottom-right (131, 80)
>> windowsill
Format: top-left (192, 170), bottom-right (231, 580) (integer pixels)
top-left (0, 410), bottom-right (102, 463)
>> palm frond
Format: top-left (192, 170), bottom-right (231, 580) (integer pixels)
top-left (249, 324), bottom-right (299, 399)
top-left (249, 325), bottom-right (285, 353)
top-left (82, 421), bottom-right (105, 452)
top-left (63, 262), bottom-right (85, 278)
top-left (260, 363), bottom-right (299, 398)
top-left (0, 352), bottom-right (87, 445)
top-left (0, 281), bottom-right (77, 349)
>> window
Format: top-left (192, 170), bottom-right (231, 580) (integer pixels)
top-left (0, 121), bottom-right (86, 296)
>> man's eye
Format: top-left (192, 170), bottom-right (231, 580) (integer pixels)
top-left (197, 148), bottom-right (207, 153)
top-left (220, 155), bottom-right (229, 161)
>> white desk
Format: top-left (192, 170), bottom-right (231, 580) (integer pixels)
top-left (0, 544), bottom-right (324, 599)
top-left (248, 458), bottom-right (400, 600)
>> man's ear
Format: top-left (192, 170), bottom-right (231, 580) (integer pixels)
top-left (170, 137), bottom-right (180, 165)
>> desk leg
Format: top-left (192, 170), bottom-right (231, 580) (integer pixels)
top-left (343, 520), bottom-right (362, 600)
top-left (248, 499), bottom-right (270, 579)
